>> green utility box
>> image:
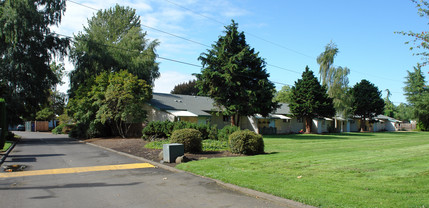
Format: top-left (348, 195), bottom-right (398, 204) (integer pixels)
top-left (163, 143), bottom-right (184, 163)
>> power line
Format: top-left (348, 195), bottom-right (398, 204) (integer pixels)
top-left (140, 24), bottom-right (211, 48)
top-left (53, 31), bottom-right (295, 87)
top-left (162, 0), bottom-right (406, 83)
top-left (163, 0), bottom-right (314, 59)
top-left (67, 0), bottom-right (302, 76)
top-left (68, 0), bottom-right (98, 10)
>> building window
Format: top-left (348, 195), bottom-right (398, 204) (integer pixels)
top-left (283, 119), bottom-right (290, 123)
top-left (297, 118), bottom-right (303, 123)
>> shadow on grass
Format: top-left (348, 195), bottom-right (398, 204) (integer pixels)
top-left (263, 131), bottom-right (425, 140)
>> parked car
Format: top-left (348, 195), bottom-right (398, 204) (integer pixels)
top-left (16, 124), bottom-right (25, 131)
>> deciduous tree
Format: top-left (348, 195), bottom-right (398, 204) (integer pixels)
top-left (289, 66), bottom-right (335, 133)
top-left (69, 4), bottom-right (159, 97)
top-left (317, 41), bottom-right (338, 85)
top-left (97, 70), bottom-right (152, 138)
top-left (196, 20), bottom-right (278, 126)
top-left (273, 85), bottom-right (292, 103)
top-left (396, 0), bottom-right (429, 65)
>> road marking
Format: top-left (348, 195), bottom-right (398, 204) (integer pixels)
top-left (0, 163), bottom-right (155, 178)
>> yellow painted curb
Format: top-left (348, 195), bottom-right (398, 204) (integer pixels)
top-left (0, 163), bottom-right (155, 178)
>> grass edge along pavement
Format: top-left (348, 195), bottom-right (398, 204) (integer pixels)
top-left (177, 132), bottom-right (429, 208)
top-left (0, 141), bottom-right (17, 165)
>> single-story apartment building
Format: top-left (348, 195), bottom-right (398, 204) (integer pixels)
top-left (144, 93), bottom-right (400, 134)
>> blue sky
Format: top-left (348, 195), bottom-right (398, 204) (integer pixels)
top-left (53, 0), bottom-right (428, 104)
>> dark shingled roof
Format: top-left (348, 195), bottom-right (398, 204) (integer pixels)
top-left (149, 93), bottom-right (218, 116)
top-left (149, 92), bottom-right (291, 116)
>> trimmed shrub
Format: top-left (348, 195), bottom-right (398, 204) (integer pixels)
top-left (52, 124), bottom-right (65, 134)
top-left (229, 130), bottom-right (264, 155)
top-left (142, 120), bottom-right (218, 140)
top-left (69, 122), bottom-right (88, 138)
top-left (218, 125), bottom-right (240, 141)
top-left (142, 120), bottom-right (175, 140)
top-left (170, 128), bottom-right (202, 153)
top-left (52, 124), bottom-right (75, 134)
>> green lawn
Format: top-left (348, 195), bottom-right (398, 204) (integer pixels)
top-left (1, 141), bottom-right (12, 152)
top-left (177, 132), bottom-right (429, 207)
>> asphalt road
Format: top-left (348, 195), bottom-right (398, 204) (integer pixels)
top-left (0, 132), bottom-right (300, 208)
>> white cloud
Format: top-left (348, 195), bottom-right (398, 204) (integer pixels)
top-left (153, 71), bottom-right (196, 93)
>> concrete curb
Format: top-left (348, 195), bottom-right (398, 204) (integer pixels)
top-left (82, 140), bottom-right (315, 208)
top-left (0, 141), bottom-right (18, 165)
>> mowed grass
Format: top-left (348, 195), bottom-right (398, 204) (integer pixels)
top-left (1, 141), bottom-right (12, 152)
top-left (177, 132), bottom-right (429, 207)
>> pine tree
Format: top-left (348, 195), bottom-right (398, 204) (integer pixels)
top-left (289, 66), bottom-right (335, 133)
top-left (196, 20), bottom-right (278, 126)
top-left (350, 79), bottom-right (385, 132)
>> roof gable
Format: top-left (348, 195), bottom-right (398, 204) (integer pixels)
top-left (149, 93), bottom-right (291, 117)
top-left (149, 93), bottom-right (217, 116)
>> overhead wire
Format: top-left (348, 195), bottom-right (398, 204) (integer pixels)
top-left (66, 0), bottom-right (402, 91)
top-left (162, 0), bottom-right (404, 83)
top-left (65, 0), bottom-right (296, 86)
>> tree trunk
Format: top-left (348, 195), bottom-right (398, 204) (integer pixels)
top-left (360, 116), bottom-right (366, 132)
top-left (230, 115), bottom-right (236, 126)
top-left (305, 117), bottom-right (312, 133)
top-left (230, 114), bottom-right (240, 127)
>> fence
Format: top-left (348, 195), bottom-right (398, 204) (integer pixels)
top-left (399, 123), bottom-right (416, 131)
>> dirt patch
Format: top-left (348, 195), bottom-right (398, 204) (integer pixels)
top-left (84, 137), bottom-right (240, 166)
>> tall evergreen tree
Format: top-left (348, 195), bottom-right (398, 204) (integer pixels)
top-left (404, 64), bottom-right (429, 130)
top-left (289, 66), bottom-right (335, 133)
top-left (350, 79), bottom-right (385, 132)
top-left (0, 0), bottom-right (69, 124)
top-left (196, 20), bottom-right (278, 126)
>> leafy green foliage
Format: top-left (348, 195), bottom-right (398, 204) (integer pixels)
top-left (273, 85), bottom-right (292, 103)
top-left (289, 66), bottom-right (335, 133)
top-left (404, 65), bottom-right (429, 130)
top-left (228, 130), bottom-right (264, 155)
top-left (145, 139), bottom-right (228, 152)
top-left (396, 0), bottom-right (429, 65)
top-left (69, 4), bottom-right (159, 98)
top-left (383, 89), bottom-right (397, 118)
top-left (0, 0), bottom-right (69, 124)
top-left (395, 103), bottom-right (414, 121)
top-left (218, 125), bottom-right (240, 141)
top-left (52, 123), bottom-right (74, 134)
top-left (170, 128), bottom-right (202, 153)
top-left (68, 70), bottom-right (151, 138)
top-left (35, 107), bottom-right (55, 121)
top-left (171, 80), bottom-right (199, 95)
top-left (96, 70), bottom-right (152, 138)
top-left (317, 41), bottom-right (339, 85)
top-left (317, 42), bottom-right (352, 118)
top-left (196, 20), bottom-right (278, 126)
top-left (350, 79), bottom-right (385, 131)
top-left (142, 120), bottom-right (217, 140)
top-left (142, 121), bottom-right (175, 140)
top-left (0, 98), bottom-right (7, 149)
